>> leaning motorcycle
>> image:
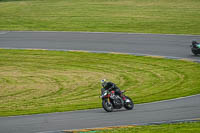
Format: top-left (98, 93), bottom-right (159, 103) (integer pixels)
top-left (100, 90), bottom-right (134, 112)
top-left (190, 41), bottom-right (200, 55)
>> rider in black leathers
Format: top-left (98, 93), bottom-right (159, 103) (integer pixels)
top-left (101, 79), bottom-right (122, 97)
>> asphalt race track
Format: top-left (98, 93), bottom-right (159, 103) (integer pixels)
top-left (0, 95), bottom-right (200, 133)
top-left (0, 31), bottom-right (200, 133)
top-left (0, 31), bottom-right (200, 61)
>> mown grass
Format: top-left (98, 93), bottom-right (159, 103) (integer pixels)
top-left (0, 0), bottom-right (200, 34)
top-left (0, 49), bottom-right (200, 116)
top-left (95, 122), bottom-right (200, 133)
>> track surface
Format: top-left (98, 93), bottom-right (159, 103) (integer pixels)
top-left (0, 31), bottom-right (200, 60)
top-left (0, 95), bottom-right (200, 133)
top-left (0, 31), bottom-right (200, 133)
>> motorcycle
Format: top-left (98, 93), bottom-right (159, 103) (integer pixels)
top-left (100, 90), bottom-right (134, 112)
top-left (190, 41), bottom-right (200, 55)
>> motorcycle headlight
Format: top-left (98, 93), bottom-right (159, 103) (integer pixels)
top-left (103, 91), bottom-right (108, 96)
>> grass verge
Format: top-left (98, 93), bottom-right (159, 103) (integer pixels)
top-left (0, 49), bottom-right (200, 116)
top-left (88, 122), bottom-right (200, 133)
top-left (0, 0), bottom-right (200, 34)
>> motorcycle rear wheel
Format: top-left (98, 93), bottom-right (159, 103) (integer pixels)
top-left (124, 96), bottom-right (134, 110)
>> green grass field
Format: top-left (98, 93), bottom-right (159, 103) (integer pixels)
top-left (0, 49), bottom-right (200, 116)
top-left (94, 122), bottom-right (200, 133)
top-left (0, 0), bottom-right (200, 117)
top-left (0, 0), bottom-right (200, 34)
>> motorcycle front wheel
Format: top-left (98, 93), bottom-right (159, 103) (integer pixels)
top-left (102, 99), bottom-right (113, 112)
top-left (192, 49), bottom-right (198, 55)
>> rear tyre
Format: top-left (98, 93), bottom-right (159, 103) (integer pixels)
top-left (102, 99), bottom-right (113, 112)
top-left (124, 96), bottom-right (134, 110)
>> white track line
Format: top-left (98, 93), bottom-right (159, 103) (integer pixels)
top-left (8, 31), bottom-right (200, 37)
top-left (0, 31), bottom-right (9, 35)
top-left (136, 94), bottom-right (200, 105)
top-left (1, 48), bottom-right (200, 62)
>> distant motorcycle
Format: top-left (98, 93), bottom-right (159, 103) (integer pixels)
top-left (100, 90), bottom-right (134, 112)
top-left (190, 41), bottom-right (200, 55)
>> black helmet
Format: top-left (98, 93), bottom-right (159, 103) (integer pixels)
top-left (192, 41), bottom-right (197, 45)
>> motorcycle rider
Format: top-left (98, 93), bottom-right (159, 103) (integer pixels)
top-left (101, 79), bottom-right (124, 99)
top-left (192, 41), bottom-right (199, 48)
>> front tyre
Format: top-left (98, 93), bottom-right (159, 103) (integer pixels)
top-left (124, 96), bottom-right (134, 110)
top-left (192, 50), bottom-right (198, 55)
top-left (102, 99), bottom-right (113, 112)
